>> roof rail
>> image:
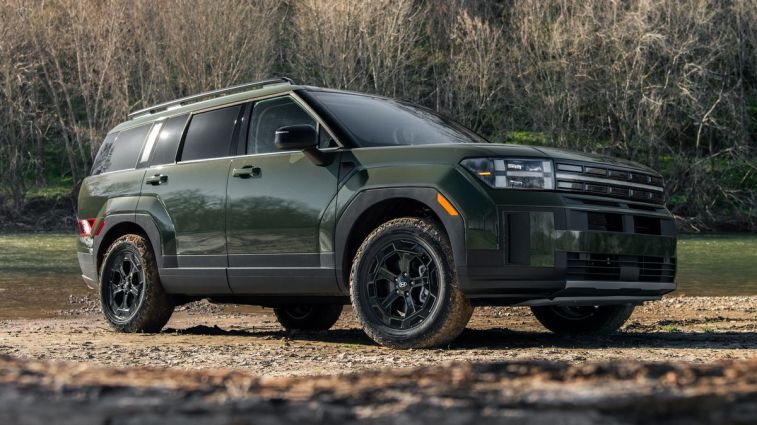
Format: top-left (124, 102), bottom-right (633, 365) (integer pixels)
top-left (128, 77), bottom-right (296, 119)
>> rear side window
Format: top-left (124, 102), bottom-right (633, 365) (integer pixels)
top-left (149, 114), bottom-right (189, 166)
top-left (90, 125), bottom-right (150, 175)
top-left (249, 97), bottom-right (315, 154)
top-left (91, 132), bottom-right (118, 175)
top-left (179, 105), bottom-right (242, 162)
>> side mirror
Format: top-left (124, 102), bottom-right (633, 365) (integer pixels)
top-left (274, 124), bottom-right (317, 151)
top-left (274, 124), bottom-right (331, 166)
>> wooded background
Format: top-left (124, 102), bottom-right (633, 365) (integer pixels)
top-left (0, 0), bottom-right (755, 229)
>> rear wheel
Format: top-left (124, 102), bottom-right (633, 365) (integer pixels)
top-left (530, 304), bottom-right (635, 335)
top-left (273, 304), bottom-right (343, 331)
top-left (350, 217), bottom-right (473, 349)
top-left (99, 234), bottom-right (174, 333)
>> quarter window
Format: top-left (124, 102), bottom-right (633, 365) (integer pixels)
top-left (91, 124), bottom-right (151, 175)
top-left (180, 105), bottom-right (242, 162)
top-left (248, 97), bottom-right (315, 154)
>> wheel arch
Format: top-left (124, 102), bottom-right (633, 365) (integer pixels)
top-left (334, 187), bottom-right (466, 292)
top-left (95, 214), bottom-right (164, 275)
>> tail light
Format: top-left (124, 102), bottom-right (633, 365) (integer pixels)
top-left (78, 218), bottom-right (105, 237)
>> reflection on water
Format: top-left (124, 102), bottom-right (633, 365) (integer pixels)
top-left (0, 234), bottom-right (88, 319)
top-left (676, 234), bottom-right (757, 296)
top-left (0, 233), bottom-right (755, 319)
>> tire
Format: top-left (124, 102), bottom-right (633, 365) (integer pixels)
top-left (99, 234), bottom-right (174, 333)
top-left (530, 304), bottom-right (635, 336)
top-left (350, 217), bottom-right (473, 349)
top-left (274, 304), bottom-right (343, 331)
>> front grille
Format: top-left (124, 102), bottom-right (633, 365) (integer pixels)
top-left (566, 252), bottom-right (675, 283)
top-left (556, 162), bottom-right (664, 204)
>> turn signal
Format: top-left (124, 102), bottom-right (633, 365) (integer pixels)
top-left (436, 193), bottom-right (459, 216)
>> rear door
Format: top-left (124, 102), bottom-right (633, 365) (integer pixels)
top-left (137, 104), bottom-right (246, 295)
top-left (226, 95), bottom-right (342, 295)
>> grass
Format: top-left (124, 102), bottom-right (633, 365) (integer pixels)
top-left (0, 233), bottom-right (78, 276)
top-left (23, 175), bottom-right (72, 198)
top-left (660, 324), bottom-right (682, 333)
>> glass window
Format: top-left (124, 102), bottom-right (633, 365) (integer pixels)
top-left (91, 132), bottom-right (119, 175)
top-left (180, 105), bottom-right (242, 162)
top-left (248, 97), bottom-right (315, 154)
top-left (91, 125), bottom-right (151, 175)
top-left (309, 91), bottom-right (489, 147)
top-left (149, 114), bottom-right (189, 166)
top-left (318, 125), bottom-right (337, 149)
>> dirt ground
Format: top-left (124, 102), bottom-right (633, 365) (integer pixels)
top-left (1, 296), bottom-right (756, 376)
top-left (3, 355), bottom-right (757, 425)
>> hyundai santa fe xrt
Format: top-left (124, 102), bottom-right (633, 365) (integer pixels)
top-left (77, 78), bottom-right (676, 348)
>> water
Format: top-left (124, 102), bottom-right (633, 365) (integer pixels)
top-left (676, 233), bottom-right (757, 296)
top-left (0, 233), bottom-right (755, 319)
top-left (0, 233), bottom-right (87, 319)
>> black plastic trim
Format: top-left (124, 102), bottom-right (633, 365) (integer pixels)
top-left (333, 187), bottom-right (467, 292)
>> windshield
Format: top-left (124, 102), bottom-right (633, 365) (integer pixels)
top-left (309, 91), bottom-right (489, 147)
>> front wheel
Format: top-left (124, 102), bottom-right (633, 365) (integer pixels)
top-left (350, 217), bottom-right (473, 349)
top-left (99, 234), bottom-right (174, 333)
top-left (531, 304), bottom-right (635, 336)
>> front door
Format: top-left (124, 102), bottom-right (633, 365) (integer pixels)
top-left (226, 95), bottom-right (341, 295)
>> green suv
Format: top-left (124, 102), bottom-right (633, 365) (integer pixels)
top-left (77, 78), bottom-right (676, 348)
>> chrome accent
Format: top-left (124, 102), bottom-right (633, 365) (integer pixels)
top-left (555, 161), bottom-right (665, 204)
top-left (556, 173), bottom-right (663, 192)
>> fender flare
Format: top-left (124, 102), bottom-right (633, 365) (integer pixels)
top-left (334, 186), bottom-right (466, 291)
top-left (94, 213), bottom-right (168, 272)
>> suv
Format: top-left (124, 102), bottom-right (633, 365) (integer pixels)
top-left (77, 78), bottom-right (676, 348)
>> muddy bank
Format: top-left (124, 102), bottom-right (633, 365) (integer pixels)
top-left (1, 355), bottom-right (757, 425)
top-left (0, 195), bottom-right (75, 232)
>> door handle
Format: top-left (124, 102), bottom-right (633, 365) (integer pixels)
top-left (232, 165), bottom-right (261, 179)
top-left (145, 174), bottom-right (168, 185)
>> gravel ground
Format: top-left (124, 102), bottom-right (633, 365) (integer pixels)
top-left (1, 296), bottom-right (756, 376)
top-left (1, 355), bottom-right (756, 425)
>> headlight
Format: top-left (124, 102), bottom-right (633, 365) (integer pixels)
top-left (460, 158), bottom-right (554, 190)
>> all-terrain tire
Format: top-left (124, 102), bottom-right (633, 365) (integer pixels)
top-left (274, 304), bottom-right (344, 331)
top-left (531, 304), bottom-right (635, 336)
top-left (99, 234), bottom-right (174, 333)
top-left (350, 217), bottom-right (473, 349)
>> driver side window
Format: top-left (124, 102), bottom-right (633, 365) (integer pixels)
top-left (248, 96), bottom-right (315, 154)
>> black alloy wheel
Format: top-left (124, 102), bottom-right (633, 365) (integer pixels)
top-left (350, 217), bottom-right (473, 349)
top-left (365, 238), bottom-right (440, 331)
top-left (104, 250), bottom-right (146, 323)
top-left (99, 234), bottom-right (174, 333)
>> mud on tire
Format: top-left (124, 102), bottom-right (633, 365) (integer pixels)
top-left (350, 217), bottom-right (473, 349)
top-left (99, 234), bottom-right (174, 333)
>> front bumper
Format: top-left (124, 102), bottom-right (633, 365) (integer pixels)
top-left (457, 196), bottom-right (677, 305)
